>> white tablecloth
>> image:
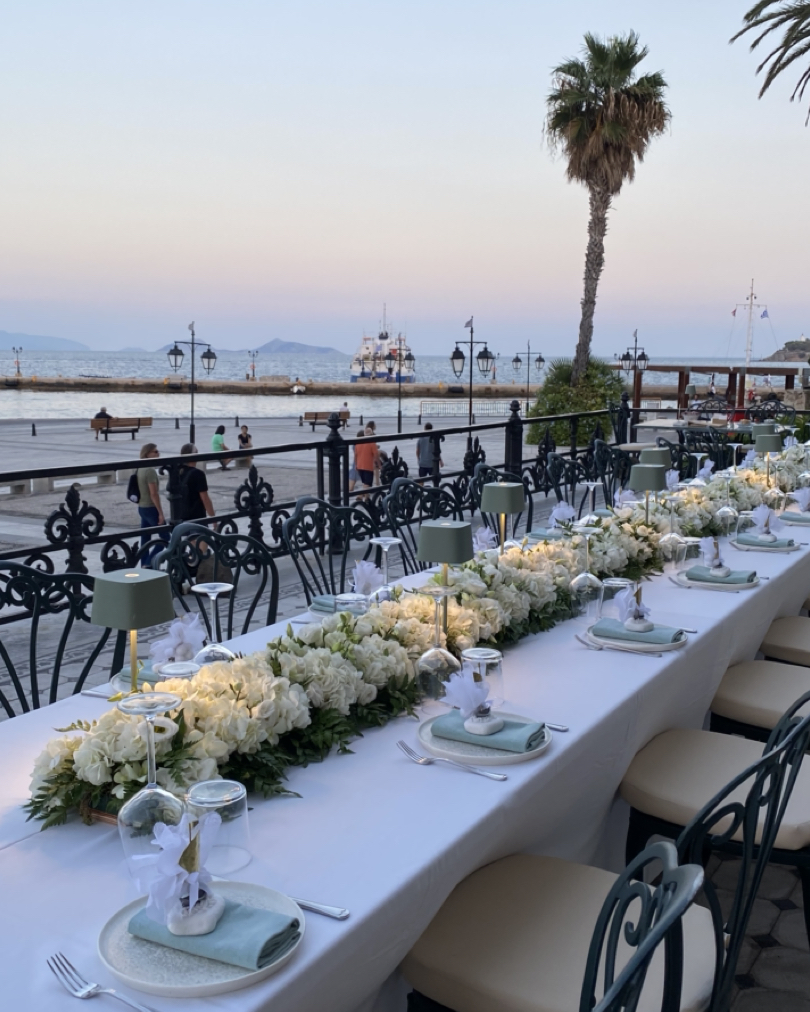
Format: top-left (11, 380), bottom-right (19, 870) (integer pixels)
top-left (2, 542), bottom-right (810, 1011)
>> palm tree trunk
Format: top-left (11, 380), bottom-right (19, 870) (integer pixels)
top-left (571, 185), bottom-right (612, 386)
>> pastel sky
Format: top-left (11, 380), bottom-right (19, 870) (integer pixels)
top-left (0, 0), bottom-right (806, 359)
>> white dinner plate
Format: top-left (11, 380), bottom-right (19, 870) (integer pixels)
top-left (584, 626), bottom-right (688, 653)
top-left (98, 881), bottom-right (305, 998)
top-left (673, 572), bottom-right (759, 593)
top-left (729, 539), bottom-right (801, 554)
top-left (418, 711), bottom-right (552, 766)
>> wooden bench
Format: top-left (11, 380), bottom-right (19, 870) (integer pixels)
top-left (299, 410), bottom-right (350, 431)
top-left (90, 416), bottom-right (153, 440)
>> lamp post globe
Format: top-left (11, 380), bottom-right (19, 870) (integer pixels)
top-left (450, 347), bottom-right (465, 378)
top-left (476, 346), bottom-right (495, 377)
top-left (512, 354), bottom-right (522, 373)
top-left (167, 344), bottom-right (184, 372)
top-left (201, 347), bottom-right (217, 374)
top-left (535, 353), bottom-right (545, 372)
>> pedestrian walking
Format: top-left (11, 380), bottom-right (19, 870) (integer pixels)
top-left (416, 422), bottom-right (442, 478)
top-left (179, 443), bottom-right (216, 521)
top-left (134, 442), bottom-right (169, 566)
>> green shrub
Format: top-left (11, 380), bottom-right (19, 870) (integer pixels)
top-left (526, 357), bottom-right (625, 446)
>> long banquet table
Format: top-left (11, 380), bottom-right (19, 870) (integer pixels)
top-left (2, 540), bottom-right (810, 1011)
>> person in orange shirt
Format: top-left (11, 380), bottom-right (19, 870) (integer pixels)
top-left (355, 428), bottom-right (380, 490)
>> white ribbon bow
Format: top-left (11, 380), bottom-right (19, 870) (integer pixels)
top-left (698, 459), bottom-right (715, 480)
top-left (784, 436), bottom-right (798, 449)
top-left (700, 536), bottom-right (723, 568)
top-left (129, 812), bottom-right (221, 924)
top-left (473, 526), bottom-right (498, 551)
top-left (549, 502), bottom-right (576, 527)
top-left (742, 448), bottom-right (757, 467)
top-left (616, 585), bottom-right (650, 624)
top-left (665, 469), bottom-right (680, 490)
top-left (791, 487), bottom-right (810, 512)
top-left (353, 560), bottom-right (385, 596)
top-left (750, 503), bottom-right (783, 535)
top-left (614, 489), bottom-right (637, 508)
top-left (443, 665), bottom-right (490, 719)
top-left (150, 613), bottom-right (205, 666)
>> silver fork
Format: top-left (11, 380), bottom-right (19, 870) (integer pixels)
top-left (47, 952), bottom-right (159, 1012)
top-left (396, 740), bottom-right (507, 781)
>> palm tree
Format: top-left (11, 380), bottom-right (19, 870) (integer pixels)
top-left (545, 33), bottom-right (669, 385)
top-left (732, 2), bottom-right (810, 122)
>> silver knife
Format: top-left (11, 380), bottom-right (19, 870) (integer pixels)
top-left (290, 896), bottom-right (350, 920)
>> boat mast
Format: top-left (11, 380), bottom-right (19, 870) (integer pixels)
top-left (744, 278), bottom-right (756, 370)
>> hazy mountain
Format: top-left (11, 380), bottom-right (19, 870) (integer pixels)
top-left (0, 329), bottom-right (89, 351)
top-left (254, 339), bottom-right (347, 356)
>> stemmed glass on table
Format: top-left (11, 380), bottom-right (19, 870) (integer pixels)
top-left (117, 691), bottom-right (185, 869)
top-left (369, 537), bottom-right (402, 599)
top-left (570, 527), bottom-right (603, 622)
top-left (416, 586), bottom-right (460, 711)
top-left (192, 582), bottom-right (237, 665)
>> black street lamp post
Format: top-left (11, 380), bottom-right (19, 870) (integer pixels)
top-left (510, 342), bottom-right (545, 413)
top-left (166, 322), bottom-right (218, 444)
top-left (11, 346), bottom-right (22, 378)
top-left (247, 350), bottom-right (259, 381)
top-left (615, 329), bottom-right (649, 409)
top-left (384, 337), bottom-right (416, 433)
top-left (450, 317), bottom-right (495, 448)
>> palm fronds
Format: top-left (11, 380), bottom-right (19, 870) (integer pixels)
top-left (732, 2), bottom-right (810, 122)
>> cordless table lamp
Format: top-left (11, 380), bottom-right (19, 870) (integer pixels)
top-left (755, 433), bottom-right (783, 486)
top-left (91, 569), bottom-right (175, 693)
top-left (751, 422), bottom-right (777, 438)
top-left (628, 464), bottom-right (667, 524)
top-left (479, 482), bottom-right (526, 554)
top-left (417, 521), bottom-right (474, 630)
top-left (639, 447), bottom-right (671, 468)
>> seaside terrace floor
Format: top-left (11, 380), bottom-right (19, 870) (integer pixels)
top-left (1, 415), bottom-right (809, 1008)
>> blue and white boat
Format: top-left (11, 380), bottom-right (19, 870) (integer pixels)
top-left (350, 318), bottom-right (415, 384)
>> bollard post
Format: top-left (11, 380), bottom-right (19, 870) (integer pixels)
top-left (504, 400), bottom-right (523, 475)
top-left (175, 417), bottom-right (179, 430)
top-left (235, 416), bottom-right (239, 427)
top-left (31, 423), bottom-right (36, 436)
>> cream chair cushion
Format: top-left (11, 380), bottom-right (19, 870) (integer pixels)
top-left (401, 854), bottom-right (715, 1012)
top-left (712, 660), bottom-right (810, 729)
top-left (761, 616), bottom-right (810, 666)
top-left (620, 729), bottom-right (810, 850)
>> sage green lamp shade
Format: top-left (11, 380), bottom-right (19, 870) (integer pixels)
top-left (685, 384), bottom-right (697, 397)
top-left (479, 481), bottom-right (525, 515)
top-left (639, 448), bottom-right (671, 467)
top-left (90, 569), bottom-right (175, 630)
top-left (755, 434), bottom-right (783, 454)
top-left (628, 464), bottom-right (667, 494)
top-left (751, 422), bottom-right (777, 437)
top-left (416, 520), bottom-right (474, 564)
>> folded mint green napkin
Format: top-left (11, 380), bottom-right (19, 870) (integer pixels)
top-left (594, 508), bottom-right (613, 518)
top-left (309, 594), bottom-right (336, 614)
top-left (685, 565), bottom-right (757, 585)
top-left (528, 527), bottom-right (566, 541)
top-left (591, 618), bottom-right (685, 645)
top-left (782, 511), bottom-right (810, 524)
top-left (736, 533), bottom-right (795, 549)
top-left (128, 899), bottom-right (300, 971)
top-left (431, 710), bottom-right (546, 753)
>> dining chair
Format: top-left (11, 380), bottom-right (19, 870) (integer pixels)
top-left (711, 659), bottom-right (810, 743)
top-left (0, 562), bottom-right (126, 718)
top-left (282, 496), bottom-right (381, 605)
top-left (621, 691), bottom-right (810, 988)
top-left (759, 616), bottom-right (810, 668)
top-left (383, 478), bottom-right (461, 574)
top-left (403, 840), bottom-right (707, 1012)
top-left (152, 522), bottom-right (279, 641)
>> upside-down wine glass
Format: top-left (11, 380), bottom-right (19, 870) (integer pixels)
top-left (369, 536), bottom-right (402, 598)
top-left (192, 582), bottom-right (237, 665)
top-left (580, 480), bottom-right (602, 525)
top-left (716, 473), bottom-right (739, 537)
top-left (416, 586), bottom-right (461, 712)
top-left (659, 492), bottom-right (686, 569)
top-left (117, 691), bottom-right (185, 872)
top-left (570, 527), bottom-right (603, 623)
top-left (727, 442), bottom-right (744, 472)
top-left (688, 452), bottom-right (708, 486)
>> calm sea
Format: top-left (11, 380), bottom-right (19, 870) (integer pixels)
top-left (0, 349), bottom-right (780, 420)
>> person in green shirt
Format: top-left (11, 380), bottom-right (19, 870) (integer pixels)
top-left (211, 425), bottom-right (232, 469)
top-left (135, 442), bottom-right (169, 567)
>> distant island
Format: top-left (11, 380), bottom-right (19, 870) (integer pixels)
top-left (762, 338), bottom-right (810, 363)
top-left (0, 329), bottom-right (89, 352)
top-left (253, 339), bottom-right (346, 356)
